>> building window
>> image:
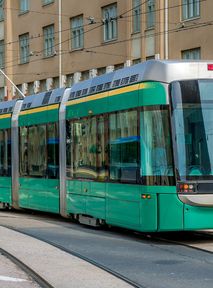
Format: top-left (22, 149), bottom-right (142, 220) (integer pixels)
top-left (0, 0), bottom-right (4, 21)
top-left (42, 0), bottom-right (54, 5)
top-left (81, 70), bottom-right (89, 81)
top-left (20, 0), bottom-right (29, 13)
top-left (19, 33), bottom-right (29, 64)
top-left (97, 67), bottom-right (106, 75)
top-left (71, 15), bottom-right (84, 50)
top-left (0, 87), bottom-right (4, 101)
top-left (28, 82), bottom-right (34, 95)
top-left (0, 40), bottom-right (4, 68)
top-left (102, 4), bottom-right (118, 42)
top-left (182, 0), bottom-right (200, 20)
top-left (66, 74), bottom-right (74, 87)
top-left (43, 25), bottom-right (55, 57)
top-left (132, 0), bottom-right (141, 33)
top-left (133, 58), bottom-right (141, 65)
top-left (182, 48), bottom-right (201, 59)
top-left (146, 0), bottom-right (155, 28)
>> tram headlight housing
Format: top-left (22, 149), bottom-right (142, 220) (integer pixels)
top-left (178, 183), bottom-right (196, 193)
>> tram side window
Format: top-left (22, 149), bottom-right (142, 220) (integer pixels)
top-left (109, 110), bottom-right (139, 183)
top-left (20, 127), bottom-right (28, 176)
top-left (140, 107), bottom-right (174, 185)
top-left (97, 115), bottom-right (108, 181)
top-left (69, 116), bottom-right (108, 180)
top-left (47, 123), bottom-right (59, 179)
top-left (0, 129), bottom-right (11, 176)
top-left (20, 125), bottom-right (48, 178)
top-left (66, 120), bottom-right (72, 178)
top-left (72, 117), bottom-right (97, 179)
top-left (28, 125), bottom-right (47, 177)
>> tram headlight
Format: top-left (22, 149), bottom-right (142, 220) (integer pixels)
top-left (178, 183), bottom-right (196, 193)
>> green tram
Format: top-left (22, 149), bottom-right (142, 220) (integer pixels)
top-left (1, 60), bottom-right (213, 232)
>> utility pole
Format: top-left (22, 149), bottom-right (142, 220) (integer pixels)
top-left (58, 0), bottom-right (62, 88)
top-left (164, 0), bottom-right (169, 59)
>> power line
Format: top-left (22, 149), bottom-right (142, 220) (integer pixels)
top-left (2, 0), bottom-right (208, 73)
top-left (4, 17), bottom-right (213, 71)
top-left (120, 0), bottom-right (206, 19)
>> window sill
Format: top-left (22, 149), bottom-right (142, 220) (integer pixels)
top-left (19, 10), bottom-right (29, 16)
top-left (181, 16), bottom-right (200, 23)
top-left (102, 38), bottom-right (118, 45)
top-left (131, 31), bottom-right (141, 36)
top-left (144, 26), bottom-right (155, 33)
top-left (42, 1), bottom-right (54, 7)
top-left (70, 47), bottom-right (84, 52)
top-left (19, 61), bottom-right (29, 65)
top-left (43, 54), bottom-right (56, 59)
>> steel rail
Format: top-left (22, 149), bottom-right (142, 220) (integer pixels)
top-left (0, 247), bottom-right (54, 288)
top-left (1, 224), bottom-right (147, 288)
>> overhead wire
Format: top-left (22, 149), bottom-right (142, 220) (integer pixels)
top-left (2, 0), bottom-right (208, 73)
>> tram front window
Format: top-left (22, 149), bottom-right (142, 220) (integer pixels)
top-left (171, 80), bottom-right (213, 180)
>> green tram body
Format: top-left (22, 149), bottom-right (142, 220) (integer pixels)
top-left (0, 112), bottom-right (12, 206)
top-left (1, 60), bottom-right (213, 232)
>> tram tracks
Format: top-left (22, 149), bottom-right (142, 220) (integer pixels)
top-left (0, 247), bottom-right (54, 288)
top-left (1, 212), bottom-right (213, 288)
top-left (0, 224), bottom-right (144, 288)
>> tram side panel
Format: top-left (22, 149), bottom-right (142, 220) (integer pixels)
top-left (0, 114), bottom-right (12, 207)
top-left (18, 105), bottom-right (60, 213)
top-left (65, 82), bottom-right (161, 231)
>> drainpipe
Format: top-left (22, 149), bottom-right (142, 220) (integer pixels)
top-left (164, 0), bottom-right (169, 59)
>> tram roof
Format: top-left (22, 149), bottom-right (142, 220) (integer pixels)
top-left (20, 87), bottom-right (65, 111)
top-left (0, 99), bottom-right (17, 115)
top-left (68, 60), bottom-right (213, 100)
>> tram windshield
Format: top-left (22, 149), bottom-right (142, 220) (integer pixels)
top-left (171, 79), bottom-right (213, 180)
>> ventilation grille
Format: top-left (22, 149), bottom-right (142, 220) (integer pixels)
top-left (82, 88), bottom-right (88, 96)
top-left (55, 96), bottom-right (61, 103)
top-left (89, 86), bottom-right (96, 94)
top-left (104, 82), bottom-right (111, 90)
top-left (129, 74), bottom-right (139, 83)
top-left (120, 77), bottom-right (130, 85)
top-left (76, 90), bottom-right (82, 97)
top-left (96, 84), bottom-right (104, 92)
top-left (69, 91), bottom-right (75, 100)
top-left (42, 91), bottom-right (52, 105)
top-left (112, 79), bottom-right (121, 88)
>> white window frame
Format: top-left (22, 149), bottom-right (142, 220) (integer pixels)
top-left (71, 15), bottom-right (84, 50)
top-left (132, 0), bottom-right (141, 33)
top-left (182, 0), bottom-right (200, 20)
top-left (19, 33), bottom-right (29, 64)
top-left (102, 4), bottom-right (118, 42)
top-left (43, 25), bottom-right (55, 57)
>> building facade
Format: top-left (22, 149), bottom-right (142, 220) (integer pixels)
top-left (0, 0), bottom-right (212, 100)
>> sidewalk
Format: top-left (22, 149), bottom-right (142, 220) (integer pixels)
top-left (0, 226), bottom-right (132, 288)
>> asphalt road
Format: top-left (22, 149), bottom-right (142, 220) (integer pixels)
top-left (0, 211), bottom-right (213, 288)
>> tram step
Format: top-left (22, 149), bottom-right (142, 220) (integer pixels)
top-left (78, 215), bottom-right (100, 227)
